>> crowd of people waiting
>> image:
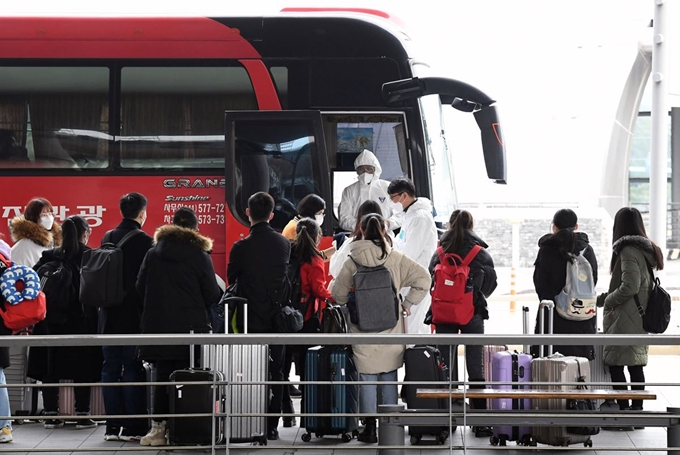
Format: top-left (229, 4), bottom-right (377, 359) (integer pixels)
top-left (0, 148), bottom-right (660, 445)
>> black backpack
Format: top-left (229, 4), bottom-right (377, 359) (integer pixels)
top-left (80, 229), bottom-right (142, 308)
top-left (348, 255), bottom-right (399, 332)
top-left (36, 259), bottom-right (74, 324)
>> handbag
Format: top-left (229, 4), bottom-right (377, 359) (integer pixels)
top-left (566, 358), bottom-right (600, 436)
top-left (633, 260), bottom-right (671, 334)
top-left (274, 305), bottom-right (304, 333)
top-left (322, 302), bottom-right (349, 334)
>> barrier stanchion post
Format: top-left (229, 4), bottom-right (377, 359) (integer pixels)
top-left (510, 266), bottom-right (517, 312)
top-left (509, 218), bottom-right (521, 312)
top-left (378, 403), bottom-right (405, 455)
top-left (668, 407), bottom-right (680, 455)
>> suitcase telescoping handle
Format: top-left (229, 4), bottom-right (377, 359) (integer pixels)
top-left (537, 300), bottom-right (554, 357)
top-left (522, 306), bottom-right (530, 354)
top-left (189, 327), bottom-right (213, 368)
top-left (221, 296), bottom-right (248, 334)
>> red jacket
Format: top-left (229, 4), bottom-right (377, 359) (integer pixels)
top-left (300, 255), bottom-right (334, 321)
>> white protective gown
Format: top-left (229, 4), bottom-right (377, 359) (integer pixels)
top-left (393, 197), bottom-right (438, 335)
top-left (338, 150), bottom-right (403, 232)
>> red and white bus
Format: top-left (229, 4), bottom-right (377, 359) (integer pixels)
top-left (0, 9), bottom-right (506, 277)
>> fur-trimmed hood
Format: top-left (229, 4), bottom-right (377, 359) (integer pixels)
top-left (9, 216), bottom-right (62, 247)
top-left (612, 234), bottom-right (656, 260)
top-left (153, 224), bottom-right (213, 262)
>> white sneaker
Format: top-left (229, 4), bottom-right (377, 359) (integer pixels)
top-left (140, 421), bottom-right (167, 447)
top-left (0, 427), bottom-right (13, 443)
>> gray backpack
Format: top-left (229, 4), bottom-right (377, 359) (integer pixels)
top-left (348, 256), bottom-right (399, 331)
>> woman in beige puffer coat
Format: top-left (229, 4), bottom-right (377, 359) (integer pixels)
top-left (330, 213), bottom-right (430, 443)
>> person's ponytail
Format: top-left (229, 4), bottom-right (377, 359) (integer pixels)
top-left (359, 214), bottom-right (391, 259)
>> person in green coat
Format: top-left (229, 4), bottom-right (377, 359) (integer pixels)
top-left (597, 207), bottom-right (664, 414)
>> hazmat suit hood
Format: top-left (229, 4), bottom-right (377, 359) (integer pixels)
top-left (354, 149), bottom-right (382, 180)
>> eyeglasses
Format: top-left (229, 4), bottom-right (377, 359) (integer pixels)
top-left (389, 192), bottom-right (403, 202)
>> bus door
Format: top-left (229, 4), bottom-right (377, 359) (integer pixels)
top-left (224, 110), bottom-right (333, 271)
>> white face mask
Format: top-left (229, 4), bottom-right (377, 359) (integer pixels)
top-left (391, 201), bottom-right (403, 214)
top-left (39, 214), bottom-right (54, 230)
top-left (315, 214), bottom-right (325, 226)
top-left (358, 172), bottom-right (374, 185)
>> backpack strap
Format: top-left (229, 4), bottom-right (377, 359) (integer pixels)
top-left (633, 257), bottom-right (656, 318)
top-left (116, 229), bottom-right (143, 248)
top-left (436, 246), bottom-right (446, 263)
top-left (461, 244), bottom-right (483, 266)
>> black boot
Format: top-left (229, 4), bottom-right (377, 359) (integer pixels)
top-left (357, 417), bottom-right (377, 443)
top-left (282, 398), bottom-right (296, 427)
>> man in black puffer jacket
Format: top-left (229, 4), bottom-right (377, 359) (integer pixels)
top-left (532, 209), bottom-right (598, 360)
top-left (136, 207), bottom-right (222, 447)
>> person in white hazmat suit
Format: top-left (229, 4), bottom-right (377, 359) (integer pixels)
top-left (338, 149), bottom-right (402, 232)
top-left (387, 177), bottom-right (438, 335)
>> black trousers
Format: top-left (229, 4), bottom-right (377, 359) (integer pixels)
top-left (436, 314), bottom-right (486, 410)
top-left (268, 345), bottom-right (286, 430)
top-left (609, 365), bottom-right (645, 409)
top-left (153, 359), bottom-right (187, 423)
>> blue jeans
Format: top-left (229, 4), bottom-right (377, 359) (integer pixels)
top-left (101, 346), bottom-right (146, 430)
top-left (359, 370), bottom-right (398, 415)
top-left (0, 369), bottom-right (11, 430)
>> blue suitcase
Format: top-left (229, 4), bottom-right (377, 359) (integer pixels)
top-left (302, 346), bottom-right (358, 442)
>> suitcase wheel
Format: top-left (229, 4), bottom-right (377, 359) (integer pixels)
top-left (436, 431), bottom-right (448, 445)
top-left (490, 435), bottom-right (507, 447)
top-left (341, 433), bottom-right (352, 443)
top-left (584, 439), bottom-right (593, 448)
top-left (519, 434), bottom-right (533, 446)
top-left (301, 433), bottom-right (312, 443)
top-left (410, 435), bottom-right (422, 445)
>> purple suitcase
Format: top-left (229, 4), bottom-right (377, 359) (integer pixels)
top-left (490, 350), bottom-right (532, 446)
top-left (483, 345), bottom-right (507, 409)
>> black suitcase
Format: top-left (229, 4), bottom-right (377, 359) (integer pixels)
top-left (168, 335), bottom-right (223, 446)
top-left (402, 345), bottom-right (451, 445)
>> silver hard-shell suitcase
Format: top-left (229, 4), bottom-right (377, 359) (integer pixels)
top-left (531, 301), bottom-right (592, 447)
top-left (531, 354), bottom-right (593, 447)
top-left (201, 297), bottom-right (268, 445)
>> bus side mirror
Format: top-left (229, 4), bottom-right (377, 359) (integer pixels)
top-left (474, 105), bottom-right (507, 184)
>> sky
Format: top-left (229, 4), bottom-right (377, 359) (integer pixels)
top-left (1, 0), bottom-right (663, 207)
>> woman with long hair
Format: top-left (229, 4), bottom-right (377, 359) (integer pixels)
top-left (34, 216), bottom-right (101, 430)
top-left (532, 208), bottom-right (598, 359)
top-left (428, 209), bottom-right (497, 437)
top-left (331, 213), bottom-right (430, 443)
top-left (599, 207), bottom-right (663, 420)
top-left (282, 218), bottom-right (335, 427)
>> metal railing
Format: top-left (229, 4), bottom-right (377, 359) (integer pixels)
top-left (1, 330), bottom-right (680, 454)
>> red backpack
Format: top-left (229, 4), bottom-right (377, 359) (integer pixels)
top-left (430, 244), bottom-right (482, 326)
top-left (0, 254), bottom-right (47, 333)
